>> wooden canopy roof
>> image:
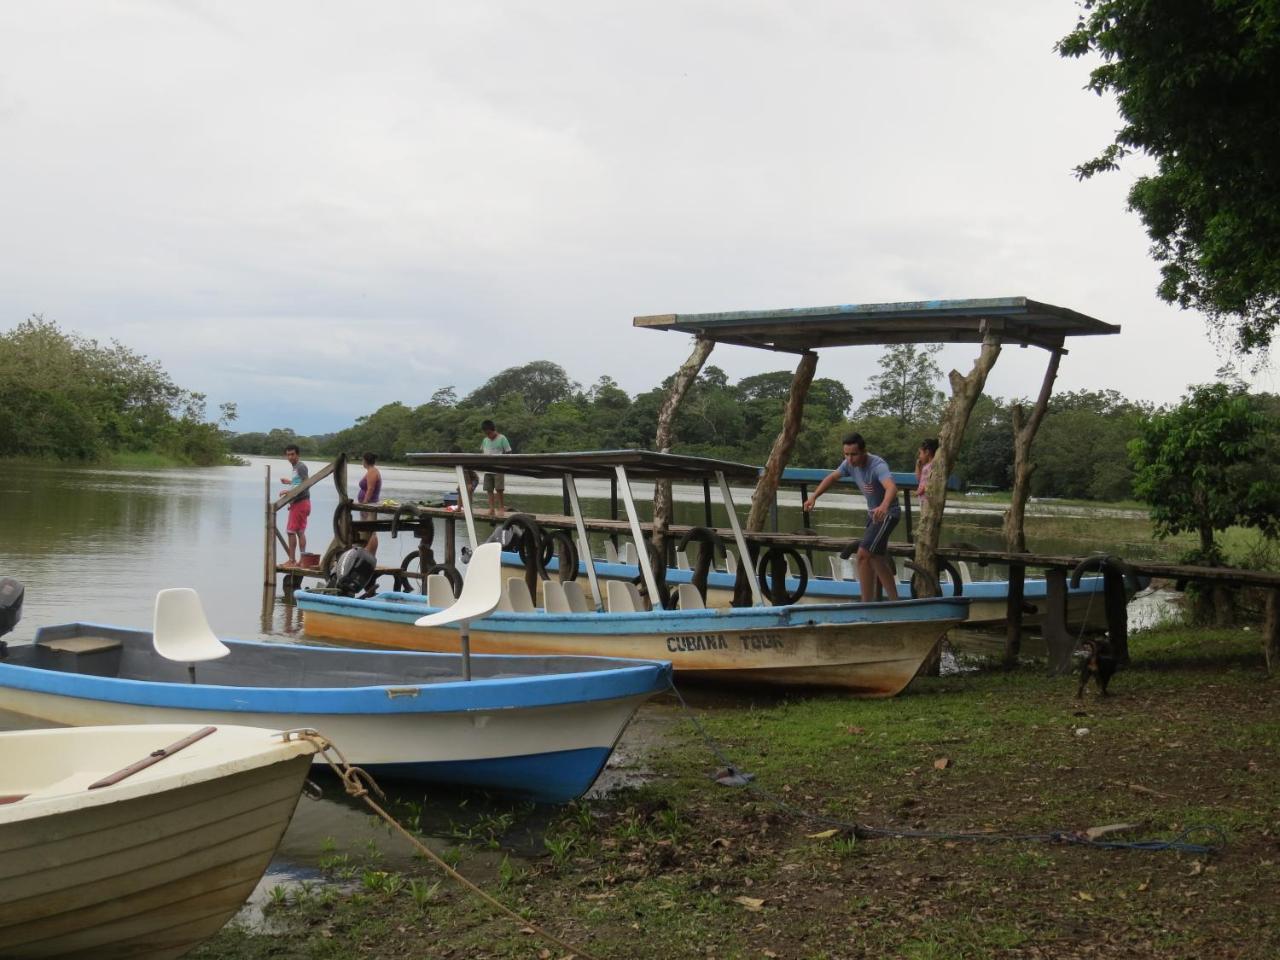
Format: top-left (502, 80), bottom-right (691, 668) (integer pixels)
top-left (634, 296), bottom-right (1118, 353)
top-left (406, 450), bottom-right (762, 483)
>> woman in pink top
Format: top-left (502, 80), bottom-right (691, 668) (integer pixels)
top-left (357, 452), bottom-right (383, 556)
top-left (916, 438), bottom-right (939, 513)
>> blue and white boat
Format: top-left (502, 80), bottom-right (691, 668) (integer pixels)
top-left (297, 451), bottom-right (970, 695)
top-left (0, 612), bottom-right (671, 804)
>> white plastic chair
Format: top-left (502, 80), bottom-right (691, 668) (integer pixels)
top-left (619, 542), bottom-right (635, 565)
top-left (827, 557), bottom-right (845, 582)
top-left (503, 578), bottom-right (536, 613)
top-left (414, 542), bottom-right (505, 680)
top-left (675, 551), bottom-right (691, 571)
top-left (603, 540), bottom-right (620, 563)
top-left (606, 580), bottom-right (641, 613)
top-left (561, 580), bottom-right (590, 612)
top-left (724, 550), bottom-right (738, 575)
top-left (426, 574), bottom-right (455, 606)
top-left (153, 588), bottom-right (230, 683)
top-left (676, 583), bottom-right (705, 610)
top-left (543, 580), bottom-right (572, 613)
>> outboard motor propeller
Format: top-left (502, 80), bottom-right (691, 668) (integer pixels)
top-left (332, 548), bottom-right (377, 596)
top-left (0, 577), bottom-right (23, 656)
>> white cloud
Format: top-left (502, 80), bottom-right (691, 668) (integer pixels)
top-left (0, 0), bottom-right (1263, 432)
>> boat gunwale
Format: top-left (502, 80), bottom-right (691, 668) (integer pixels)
top-left (5, 623), bottom-right (674, 715)
top-left (0, 724), bottom-right (316, 824)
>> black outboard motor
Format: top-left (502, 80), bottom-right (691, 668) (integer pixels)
top-left (0, 577), bottom-right (23, 656)
top-left (332, 547), bottom-right (377, 596)
top-left (460, 522), bottom-right (525, 564)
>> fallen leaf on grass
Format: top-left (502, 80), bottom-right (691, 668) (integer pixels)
top-left (843, 725), bottom-right (866, 735)
top-left (1189, 861), bottom-right (1204, 876)
top-left (734, 896), bottom-right (765, 911)
top-left (1085, 822), bottom-right (1143, 841)
top-left (933, 757), bottom-right (952, 770)
top-left (1076, 891), bottom-right (1095, 902)
top-left (807, 829), bottom-right (840, 839)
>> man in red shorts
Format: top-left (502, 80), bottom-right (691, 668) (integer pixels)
top-left (279, 443), bottom-right (311, 564)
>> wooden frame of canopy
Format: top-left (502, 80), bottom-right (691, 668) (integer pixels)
top-left (635, 296), bottom-right (1120, 662)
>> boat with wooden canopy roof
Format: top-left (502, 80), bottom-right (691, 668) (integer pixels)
top-left (296, 450), bottom-right (968, 696)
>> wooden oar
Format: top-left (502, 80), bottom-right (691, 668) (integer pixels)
top-left (88, 726), bottom-right (218, 790)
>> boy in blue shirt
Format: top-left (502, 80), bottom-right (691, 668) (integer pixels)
top-left (802, 433), bottom-right (900, 602)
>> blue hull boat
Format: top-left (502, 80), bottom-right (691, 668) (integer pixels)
top-left (0, 621), bottom-right (672, 803)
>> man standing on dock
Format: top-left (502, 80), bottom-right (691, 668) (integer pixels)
top-left (279, 444), bottom-right (310, 565)
top-left (480, 419), bottom-right (512, 517)
top-left (802, 433), bottom-right (900, 602)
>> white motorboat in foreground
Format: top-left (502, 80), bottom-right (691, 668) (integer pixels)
top-left (0, 723), bottom-right (319, 960)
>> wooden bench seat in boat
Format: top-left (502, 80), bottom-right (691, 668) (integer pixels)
top-left (35, 634), bottom-right (124, 678)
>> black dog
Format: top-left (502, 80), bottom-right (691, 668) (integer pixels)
top-left (1076, 638), bottom-right (1117, 698)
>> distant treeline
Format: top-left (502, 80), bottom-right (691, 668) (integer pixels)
top-left (0, 317), bottom-right (237, 465)
top-left (228, 351), bottom-right (1245, 502)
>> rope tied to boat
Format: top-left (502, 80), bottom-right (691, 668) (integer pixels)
top-left (283, 729), bottom-right (602, 960)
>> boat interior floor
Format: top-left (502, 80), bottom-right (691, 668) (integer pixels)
top-left (5, 625), bottom-right (636, 687)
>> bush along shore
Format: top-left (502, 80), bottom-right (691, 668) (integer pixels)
top-left (194, 624), bottom-right (1278, 960)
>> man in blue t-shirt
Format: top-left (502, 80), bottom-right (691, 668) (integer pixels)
top-left (802, 433), bottom-right (900, 602)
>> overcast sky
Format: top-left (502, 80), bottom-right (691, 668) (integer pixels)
top-left (2, 1), bottom-right (1273, 434)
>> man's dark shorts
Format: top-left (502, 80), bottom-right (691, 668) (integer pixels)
top-left (858, 512), bottom-right (899, 555)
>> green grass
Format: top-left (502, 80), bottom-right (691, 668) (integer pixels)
top-left (193, 625), bottom-right (1279, 960)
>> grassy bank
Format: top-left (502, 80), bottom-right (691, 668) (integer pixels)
top-left (194, 626), bottom-right (1277, 960)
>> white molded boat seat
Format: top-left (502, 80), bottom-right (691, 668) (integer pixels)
top-left (675, 551), bottom-right (690, 571)
top-left (676, 583), bottom-right (705, 610)
top-left (603, 540), bottom-right (620, 563)
top-left (542, 580), bottom-right (572, 613)
top-left (785, 554), bottom-right (816, 578)
top-left (502, 578), bottom-right (536, 613)
top-left (606, 580), bottom-right (640, 613)
top-left (415, 542), bottom-right (504, 627)
top-left (153, 589), bottom-right (230, 666)
top-left (827, 557), bottom-right (845, 581)
top-left (426, 574), bottom-right (455, 606)
top-left (560, 580), bottom-right (590, 612)
top-left (724, 550), bottom-right (738, 575)
top-left (619, 542), bottom-right (634, 565)
top-left (955, 561), bottom-right (973, 584)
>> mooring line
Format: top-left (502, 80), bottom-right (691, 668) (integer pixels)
top-left (665, 681), bottom-right (1225, 855)
top-left (288, 730), bottom-right (602, 960)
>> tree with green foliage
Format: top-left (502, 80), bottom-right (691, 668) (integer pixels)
top-left (1058, 1), bottom-right (1280, 353)
top-left (464, 361), bottom-right (579, 415)
top-left (0, 316), bottom-right (234, 464)
top-left (1130, 381), bottom-right (1280, 566)
top-left (858, 343), bottom-right (944, 425)
top-left (1031, 390), bottom-right (1150, 500)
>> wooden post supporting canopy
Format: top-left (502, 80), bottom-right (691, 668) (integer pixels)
top-left (746, 351), bottom-right (817, 534)
top-left (1003, 344), bottom-right (1063, 553)
top-left (651, 337), bottom-right (715, 557)
top-left (914, 328), bottom-right (1003, 592)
